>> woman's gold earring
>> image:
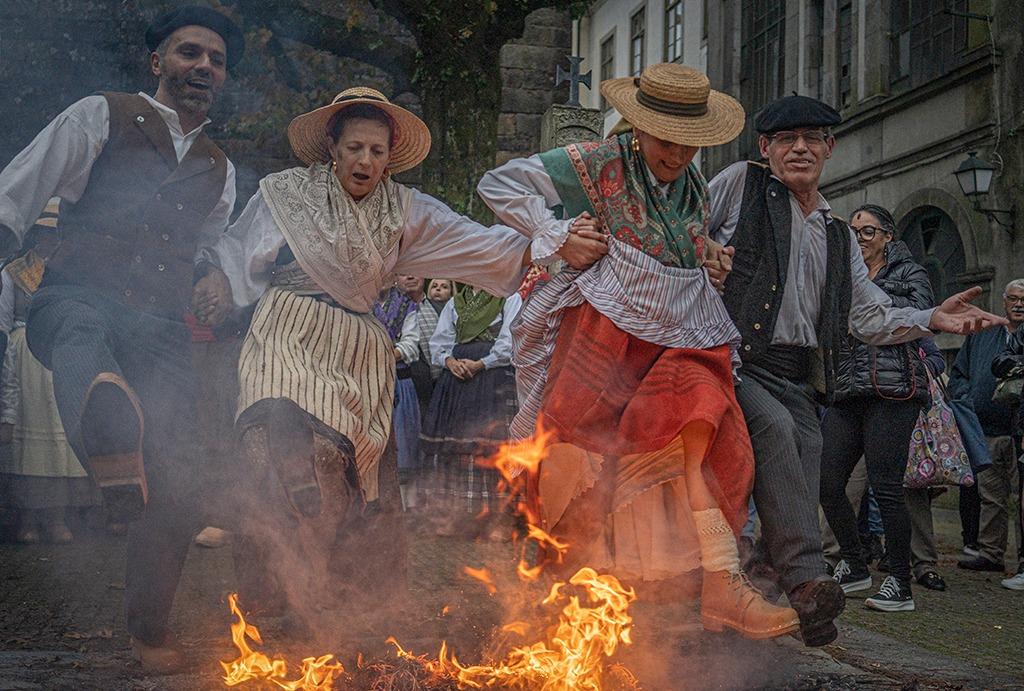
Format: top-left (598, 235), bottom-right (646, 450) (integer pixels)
top-left (631, 137), bottom-right (641, 155)
top-left (330, 160), bottom-right (337, 170)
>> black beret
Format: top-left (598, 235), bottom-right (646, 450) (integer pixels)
top-left (145, 5), bottom-right (245, 69)
top-left (754, 95), bottom-right (842, 134)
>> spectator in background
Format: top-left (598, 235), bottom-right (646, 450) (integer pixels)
top-left (412, 279), bottom-right (454, 405)
top-left (904, 337), bottom-right (949, 591)
top-left (420, 286), bottom-right (522, 539)
top-left (819, 204), bottom-right (935, 612)
top-left (377, 275), bottom-right (424, 510)
top-left (949, 279), bottom-right (1024, 575)
top-left (988, 314), bottom-right (1024, 590)
top-left (0, 206), bottom-right (99, 543)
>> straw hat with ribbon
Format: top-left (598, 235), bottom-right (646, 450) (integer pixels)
top-left (601, 63), bottom-right (745, 147)
top-left (287, 87), bottom-right (432, 174)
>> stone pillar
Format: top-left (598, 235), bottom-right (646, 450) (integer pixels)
top-left (539, 103), bottom-right (603, 150)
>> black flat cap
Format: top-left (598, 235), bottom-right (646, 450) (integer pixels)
top-left (145, 5), bottom-right (245, 69)
top-left (755, 95), bottom-right (842, 134)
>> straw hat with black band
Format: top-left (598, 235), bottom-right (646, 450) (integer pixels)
top-left (287, 87), bottom-right (432, 174)
top-left (602, 63), bottom-right (745, 147)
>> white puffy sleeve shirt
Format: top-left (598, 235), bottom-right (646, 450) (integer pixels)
top-left (429, 293), bottom-right (524, 369)
top-left (208, 186), bottom-right (531, 310)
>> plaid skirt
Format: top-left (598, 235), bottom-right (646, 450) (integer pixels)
top-left (420, 341), bottom-right (517, 514)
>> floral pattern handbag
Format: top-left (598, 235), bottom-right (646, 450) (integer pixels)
top-left (904, 372), bottom-right (976, 489)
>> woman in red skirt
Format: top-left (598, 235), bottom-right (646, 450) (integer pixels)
top-left (478, 63), bottom-right (798, 640)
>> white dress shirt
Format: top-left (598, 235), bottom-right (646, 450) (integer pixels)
top-left (395, 310), bottom-right (420, 365)
top-left (707, 161), bottom-right (935, 346)
top-left (429, 293), bottom-right (524, 370)
top-left (0, 93), bottom-right (236, 254)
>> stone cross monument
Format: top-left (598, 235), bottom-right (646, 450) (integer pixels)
top-left (540, 56), bottom-right (604, 151)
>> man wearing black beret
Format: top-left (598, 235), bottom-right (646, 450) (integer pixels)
top-left (705, 94), bottom-right (1006, 646)
top-left (0, 4), bottom-right (243, 674)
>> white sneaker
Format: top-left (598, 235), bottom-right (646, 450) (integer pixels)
top-left (1001, 571), bottom-right (1024, 591)
top-left (194, 526), bottom-right (231, 548)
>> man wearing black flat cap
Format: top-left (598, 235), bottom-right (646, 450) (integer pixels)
top-left (705, 94), bottom-right (1007, 647)
top-left (0, 4), bottom-right (243, 674)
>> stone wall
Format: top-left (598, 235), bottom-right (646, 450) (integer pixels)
top-left (496, 8), bottom-right (572, 166)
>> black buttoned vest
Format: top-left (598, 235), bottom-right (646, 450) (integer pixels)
top-left (43, 92), bottom-right (228, 319)
top-left (721, 162), bottom-right (852, 401)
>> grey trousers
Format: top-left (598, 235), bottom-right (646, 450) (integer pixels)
top-left (978, 435), bottom-right (1023, 569)
top-left (905, 488), bottom-right (938, 578)
top-left (734, 365), bottom-right (826, 592)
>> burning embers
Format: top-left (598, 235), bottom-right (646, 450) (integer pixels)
top-left (220, 425), bottom-right (640, 690)
top-left (221, 593), bottom-right (344, 689)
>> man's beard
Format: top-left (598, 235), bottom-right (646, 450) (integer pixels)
top-left (167, 74), bottom-right (216, 115)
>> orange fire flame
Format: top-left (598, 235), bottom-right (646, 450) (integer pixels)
top-left (390, 566), bottom-right (636, 690)
top-left (221, 424), bottom-right (639, 689)
top-left (220, 593), bottom-right (344, 690)
top-left (463, 566), bottom-right (498, 595)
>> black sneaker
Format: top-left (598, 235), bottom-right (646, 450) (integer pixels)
top-left (865, 576), bottom-right (915, 612)
top-left (832, 559), bottom-right (872, 594)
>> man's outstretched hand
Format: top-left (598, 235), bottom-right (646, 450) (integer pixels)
top-left (928, 286), bottom-right (1009, 334)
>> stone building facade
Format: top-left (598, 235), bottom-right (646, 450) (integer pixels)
top-left (703, 0), bottom-right (1024, 338)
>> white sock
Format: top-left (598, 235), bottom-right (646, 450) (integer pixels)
top-left (693, 508), bottom-right (740, 573)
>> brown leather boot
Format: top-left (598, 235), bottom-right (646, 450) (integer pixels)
top-left (130, 636), bottom-right (186, 675)
top-left (82, 373), bottom-right (147, 522)
top-left (700, 569), bottom-right (801, 640)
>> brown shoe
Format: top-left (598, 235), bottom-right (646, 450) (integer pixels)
top-left (700, 569), bottom-right (801, 640)
top-left (130, 636), bottom-right (186, 675)
top-left (82, 373), bottom-right (147, 522)
top-left (788, 575), bottom-right (846, 647)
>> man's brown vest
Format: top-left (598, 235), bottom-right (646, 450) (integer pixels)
top-left (44, 92), bottom-right (228, 319)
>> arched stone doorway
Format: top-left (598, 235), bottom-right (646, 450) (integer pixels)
top-left (897, 205), bottom-right (966, 303)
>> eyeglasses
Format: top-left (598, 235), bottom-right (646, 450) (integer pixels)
top-left (768, 130), bottom-right (830, 147)
top-left (1004, 295), bottom-right (1024, 305)
top-left (853, 225), bottom-right (884, 240)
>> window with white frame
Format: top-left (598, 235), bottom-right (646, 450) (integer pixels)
top-left (630, 7), bottom-right (646, 77)
top-left (600, 33), bottom-right (616, 112)
top-left (664, 0), bottom-right (683, 63)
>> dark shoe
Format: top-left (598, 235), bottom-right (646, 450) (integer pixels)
top-left (82, 373), bottom-right (147, 522)
top-left (788, 576), bottom-right (846, 647)
top-left (832, 559), bottom-right (872, 594)
top-left (957, 555), bottom-right (1004, 572)
top-left (962, 544), bottom-right (981, 558)
top-left (916, 571), bottom-right (946, 591)
top-left (130, 636), bottom-right (186, 675)
top-left (865, 576), bottom-right (915, 612)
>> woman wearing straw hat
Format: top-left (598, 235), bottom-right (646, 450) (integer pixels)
top-left (478, 63), bottom-right (799, 640)
top-left (200, 87), bottom-right (606, 616)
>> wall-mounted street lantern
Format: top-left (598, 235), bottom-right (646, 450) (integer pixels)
top-left (954, 151), bottom-right (1016, 234)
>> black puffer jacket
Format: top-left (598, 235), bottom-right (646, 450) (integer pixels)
top-left (833, 240), bottom-right (934, 403)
